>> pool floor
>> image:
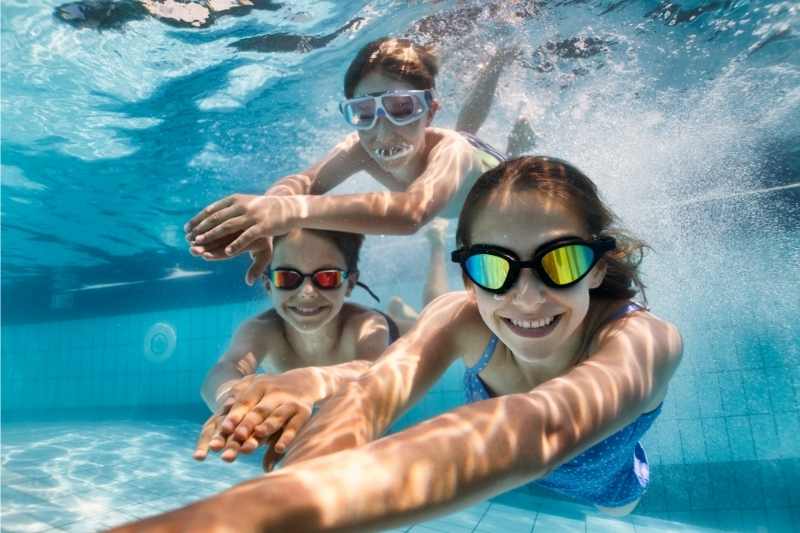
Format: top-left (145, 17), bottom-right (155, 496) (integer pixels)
top-left (0, 416), bottom-right (795, 532)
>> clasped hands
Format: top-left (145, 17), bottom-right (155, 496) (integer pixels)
top-left (194, 372), bottom-right (315, 472)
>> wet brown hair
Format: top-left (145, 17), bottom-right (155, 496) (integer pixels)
top-left (344, 37), bottom-right (439, 98)
top-left (272, 229), bottom-right (365, 273)
top-left (456, 156), bottom-right (649, 355)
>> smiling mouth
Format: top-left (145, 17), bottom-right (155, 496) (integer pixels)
top-left (502, 314), bottom-right (562, 338)
top-left (289, 305), bottom-right (328, 317)
top-left (373, 144), bottom-right (412, 161)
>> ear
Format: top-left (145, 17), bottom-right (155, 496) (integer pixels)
top-left (588, 260), bottom-right (607, 289)
top-left (346, 271), bottom-right (358, 296)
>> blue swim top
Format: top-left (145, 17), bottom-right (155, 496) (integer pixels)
top-left (463, 302), bottom-right (662, 508)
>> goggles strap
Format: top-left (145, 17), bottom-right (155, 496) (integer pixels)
top-left (356, 282), bottom-right (381, 303)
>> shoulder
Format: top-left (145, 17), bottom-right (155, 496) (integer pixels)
top-left (594, 308), bottom-right (683, 410)
top-left (340, 304), bottom-right (392, 359)
top-left (415, 291), bottom-right (494, 362)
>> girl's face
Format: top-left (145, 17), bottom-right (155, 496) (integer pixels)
top-left (268, 230), bottom-right (354, 333)
top-left (467, 192), bottom-right (606, 364)
top-left (352, 70), bottom-right (437, 174)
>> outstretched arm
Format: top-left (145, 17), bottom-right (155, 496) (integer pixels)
top-left (113, 307), bottom-right (681, 532)
top-left (186, 131), bottom-right (477, 260)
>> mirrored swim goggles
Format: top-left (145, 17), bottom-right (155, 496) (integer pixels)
top-left (266, 267), bottom-right (381, 302)
top-left (339, 89), bottom-right (434, 130)
top-left (451, 237), bottom-right (616, 294)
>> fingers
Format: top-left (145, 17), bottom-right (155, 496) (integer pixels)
top-left (190, 204), bottom-right (245, 241)
top-left (192, 216), bottom-right (251, 249)
top-left (273, 408), bottom-right (311, 454)
top-left (262, 431), bottom-right (284, 472)
top-left (246, 246), bottom-right (272, 286)
top-left (193, 415), bottom-right (222, 461)
top-left (224, 226), bottom-right (264, 257)
top-left (185, 196), bottom-right (236, 234)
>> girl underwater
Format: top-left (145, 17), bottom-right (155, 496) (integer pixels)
top-left (115, 155), bottom-right (683, 532)
top-left (194, 228), bottom-right (399, 463)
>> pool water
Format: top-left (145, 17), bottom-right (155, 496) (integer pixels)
top-left (5, 413), bottom-right (795, 532)
top-left (2, 0), bottom-right (799, 531)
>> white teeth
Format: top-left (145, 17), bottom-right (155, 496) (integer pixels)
top-left (291, 306), bottom-right (323, 315)
top-left (374, 144), bottom-right (412, 161)
top-left (510, 316), bottom-right (555, 329)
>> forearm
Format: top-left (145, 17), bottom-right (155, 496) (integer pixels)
top-left (289, 192), bottom-right (432, 235)
top-left (207, 394), bottom-right (547, 532)
top-left (201, 363), bottom-right (245, 412)
top-left (264, 173), bottom-right (315, 196)
top-left (296, 359), bottom-right (374, 402)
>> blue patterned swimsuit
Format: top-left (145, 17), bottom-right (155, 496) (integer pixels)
top-left (463, 303), bottom-right (662, 507)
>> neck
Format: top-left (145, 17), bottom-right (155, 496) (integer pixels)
top-left (389, 130), bottom-right (434, 185)
top-left (512, 320), bottom-right (587, 387)
top-left (284, 314), bottom-right (343, 366)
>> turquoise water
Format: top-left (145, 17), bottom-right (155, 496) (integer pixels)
top-left (2, 1), bottom-right (799, 531)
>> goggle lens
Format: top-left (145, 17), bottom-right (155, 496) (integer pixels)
top-left (270, 269), bottom-right (302, 289)
top-left (464, 253), bottom-right (510, 291)
top-left (541, 244), bottom-right (595, 286)
top-left (312, 270), bottom-right (343, 289)
top-left (268, 269), bottom-right (344, 290)
top-left (382, 94), bottom-right (420, 120)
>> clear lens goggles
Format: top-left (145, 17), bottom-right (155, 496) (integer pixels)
top-left (451, 237), bottom-right (616, 293)
top-left (339, 90), bottom-right (433, 130)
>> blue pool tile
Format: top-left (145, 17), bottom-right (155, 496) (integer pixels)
top-left (719, 372), bottom-right (747, 416)
top-left (741, 370), bottom-right (771, 415)
top-left (725, 417), bottom-right (756, 461)
top-left (531, 512), bottom-right (584, 532)
top-left (732, 462), bottom-right (765, 510)
top-left (678, 418), bottom-right (707, 463)
top-left (737, 509), bottom-right (769, 532)
top-left (766, 369), bottom-right (797, 413)
top-left (713, 509), bottom-right (741, 531)
top-left (776, 412), bottom-right (800, 458)
top-left (698, 374), bottom-right (724, 418)
top-left (655, 418), bottom-right (684, 464)
top-left (686, 465), bottom-right (713, 511)
top-left (585, 515), bottom-right (635, 533)
top-left (758, 460), bottom-right (791, 509)
top-left (701, 418), bottom-right (731, 463)
top-left (749, 414), bottom-right (780, 461)
top-left (660, 465), bottom-right (691, 511)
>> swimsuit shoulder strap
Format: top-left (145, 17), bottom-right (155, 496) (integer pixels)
top-left (466, 334), bottom-right (499, 374)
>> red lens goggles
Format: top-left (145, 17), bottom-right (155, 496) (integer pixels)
top-left (267, 268), bottom-right (347, 291)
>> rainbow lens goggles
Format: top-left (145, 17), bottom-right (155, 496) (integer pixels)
top-left (267, 268), bottom-right (348, 290)
top-left (451, 237), bottom-right (616, 293)
top-left (339, 90), bottom-right (433, 130)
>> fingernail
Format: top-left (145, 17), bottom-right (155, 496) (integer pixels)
top-left (225, 247), bottom-right (234, 255)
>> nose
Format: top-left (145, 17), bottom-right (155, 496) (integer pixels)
top-left (509, 268), bottom-right (546, 308)
top-left (297, 278), bottom-right (318, 298)
top-left (373, 115), bottom-right (393, 140)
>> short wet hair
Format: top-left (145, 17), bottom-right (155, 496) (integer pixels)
top-left (272, 229), bottom-right (365, 272)
top-left (344, 37), bottom-right (439, 98)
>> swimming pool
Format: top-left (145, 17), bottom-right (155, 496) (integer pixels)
top-left (2, 1), bottom-right (798, 531)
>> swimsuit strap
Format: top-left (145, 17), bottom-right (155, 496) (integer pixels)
top-left (459, 131), bottom-right (507, 162)
top-left (607, 302), bottom-right (646, 323)
top-left (466, 334), bottom-right (499, 374)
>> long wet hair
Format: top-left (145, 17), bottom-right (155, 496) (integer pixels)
top-left (344, 37), bottom-right (439, 98)
top-left (456, 156), bottom-right (649, 356)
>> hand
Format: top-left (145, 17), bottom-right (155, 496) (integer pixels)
top-left (185, 194), bottom-right (297, 259)
top-left (194, 375), bottom-right (260, 461)
top-left (199, 372), bottom-right (317, 463)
